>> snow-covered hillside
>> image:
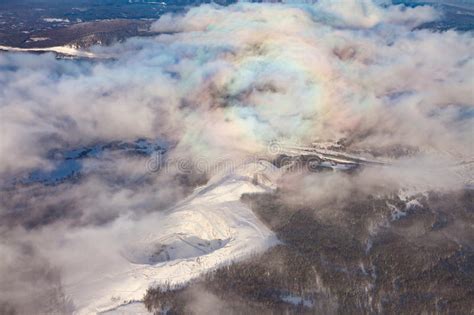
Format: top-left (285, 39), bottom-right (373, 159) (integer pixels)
top-left (65, 161), bottom-right (280, 314)
top-left (0, 45), bottom-right (104, 59)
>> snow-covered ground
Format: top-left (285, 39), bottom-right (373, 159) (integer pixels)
top-left (35, 144), bottom-right (471, 314)
top-left (63, 161), bottom-right (279, 314)
top-left (0, 45), bottom-right (98, 58)
top-left (101, 302), bottom-right (151, 315)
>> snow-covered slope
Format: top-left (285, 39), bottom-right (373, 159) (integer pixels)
top-left (65, 161), bottom-right (280, 314)
top-left (0, 45), bottom-right (99, 58)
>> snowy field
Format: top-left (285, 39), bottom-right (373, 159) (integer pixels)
top-left (60, 161), bottom-right (280, 314)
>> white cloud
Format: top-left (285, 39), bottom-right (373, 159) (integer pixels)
top-left (0, 1), bottom-right (472, 313)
